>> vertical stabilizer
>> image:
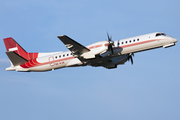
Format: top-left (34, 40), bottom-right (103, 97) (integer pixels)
top-left (3, 37), bottom-right (39, 61)
top-left (3, 37), bottom-right (29, 60)
top-left (3, 37), bottom-right (39, 68)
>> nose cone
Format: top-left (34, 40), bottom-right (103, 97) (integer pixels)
top-left (172, 38), bottom-right (178, 43)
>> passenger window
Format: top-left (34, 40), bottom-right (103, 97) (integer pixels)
top-left (67, 54), bottom-right (69, 56)
top-left (55, 56), bottom-right (57, 59)
top-left (137, 39), bottom-right (139, 41)
top-left (126, 41), bottom-right (128, 44)
top-left (59, 55), bottom-right (61, 58)
top-left (133, 39), bottom-right (135, 42)
top-left (71, 53), bottom-right (73, 55)
top-left (122, 42), bottom-right (124, 44)
top-left (129, 40), bottom-right (131, 43)
top-left (63, 55), bottom-right (65, 57)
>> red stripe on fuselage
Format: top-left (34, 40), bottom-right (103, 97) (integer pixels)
top-left (25, 62), bottom-right (32, 67)
top-left (20, 56), bottom-right (75, 68)
top-left (119, 39), bottom-right (160, 48)
top-left (20, 39), bottom-right (162, 69)
top-left (20, 64), bottom-right (29, 68)
top-left (95, 44), bottom-right (103, 48)
top-left (20, 58), bottom-right (40, 68)
top-left (28, 53), bottom-right (38, 60)
top-left (32, 59), bottom-right (39, 65)
top-left (88, 46), bottom-right (94, 49)
top-left (88, 44), bottom-right (103, 49)
top-left (104, 43), bottom-right (109, 46)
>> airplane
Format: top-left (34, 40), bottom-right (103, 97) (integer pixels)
top-left (3, 32), bottom-right (177, 72)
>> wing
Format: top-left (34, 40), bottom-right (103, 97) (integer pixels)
top-left (57, 35), bottom-right (90, 57)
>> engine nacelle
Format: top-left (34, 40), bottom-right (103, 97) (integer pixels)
top-left (99, 55), bottom-right (129, 69)
top-left (81, 41), bottom-right (109, 59)
top-left (110, 55), bottom-right (129, 65)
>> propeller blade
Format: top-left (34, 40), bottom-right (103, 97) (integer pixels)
top-left (108, 44), bottom-right (114, 54)
top-left (107, 33), bottom-right (111, 42)
top-left (107, 32), bottom-right (114, 55)
top-left (128, 53), bottom-right (134, 65)
top-left (130, 56), bottom-right (133, 65)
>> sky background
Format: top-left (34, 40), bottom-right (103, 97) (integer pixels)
top-left (0, 0), bottom-right (180, 120)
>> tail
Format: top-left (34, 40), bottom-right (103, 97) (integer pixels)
top-left (3, 37), bottom-right (38, 66)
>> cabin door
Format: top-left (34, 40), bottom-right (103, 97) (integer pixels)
top-left (49, 56), bottom-right (54, 66)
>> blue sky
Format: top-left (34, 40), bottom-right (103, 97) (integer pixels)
top-left (0, 0), bottom-right (180, 120)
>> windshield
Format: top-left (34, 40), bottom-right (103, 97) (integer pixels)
top-left (156, 33), bottom-right (167, 37)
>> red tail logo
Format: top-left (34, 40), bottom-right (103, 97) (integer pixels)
top-left (3, 37), bottom-right (38, 61)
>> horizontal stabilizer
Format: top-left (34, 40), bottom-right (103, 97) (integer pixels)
top-left (6, 51), bottom-right (28, 66)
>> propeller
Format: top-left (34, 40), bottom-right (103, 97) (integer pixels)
top-left (127, 53), bottom-right (134, 65)
top-left (107, 33), bottom-right (114, 55)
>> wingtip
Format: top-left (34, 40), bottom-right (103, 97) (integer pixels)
top-left (57, 35), bottom-right (67, 38)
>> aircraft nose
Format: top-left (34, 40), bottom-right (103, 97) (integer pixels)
top-left (172, 38), bottom-right (178, 43)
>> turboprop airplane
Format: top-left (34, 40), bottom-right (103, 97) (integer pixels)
top-left (3, 32), bottom-right (177, 72)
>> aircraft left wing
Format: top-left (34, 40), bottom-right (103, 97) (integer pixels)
top-left (58, 35), bottom-right (90, 57)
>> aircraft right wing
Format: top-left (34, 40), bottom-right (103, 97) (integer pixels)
top-left (58, 35), bottom-right (90, 57)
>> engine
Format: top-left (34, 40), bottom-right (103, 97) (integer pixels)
top-left (81, 41), bottom-right (109, 59)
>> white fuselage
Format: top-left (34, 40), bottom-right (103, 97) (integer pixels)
top-left (8, 32), bottom-right (177, 72)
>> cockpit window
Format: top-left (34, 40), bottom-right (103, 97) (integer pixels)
top-left (156, 33), bottom-right (161, 37)
top-left (161, 33), bottom-right (167, 36)
top-left (156, 33), bottom-right (167, 37)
